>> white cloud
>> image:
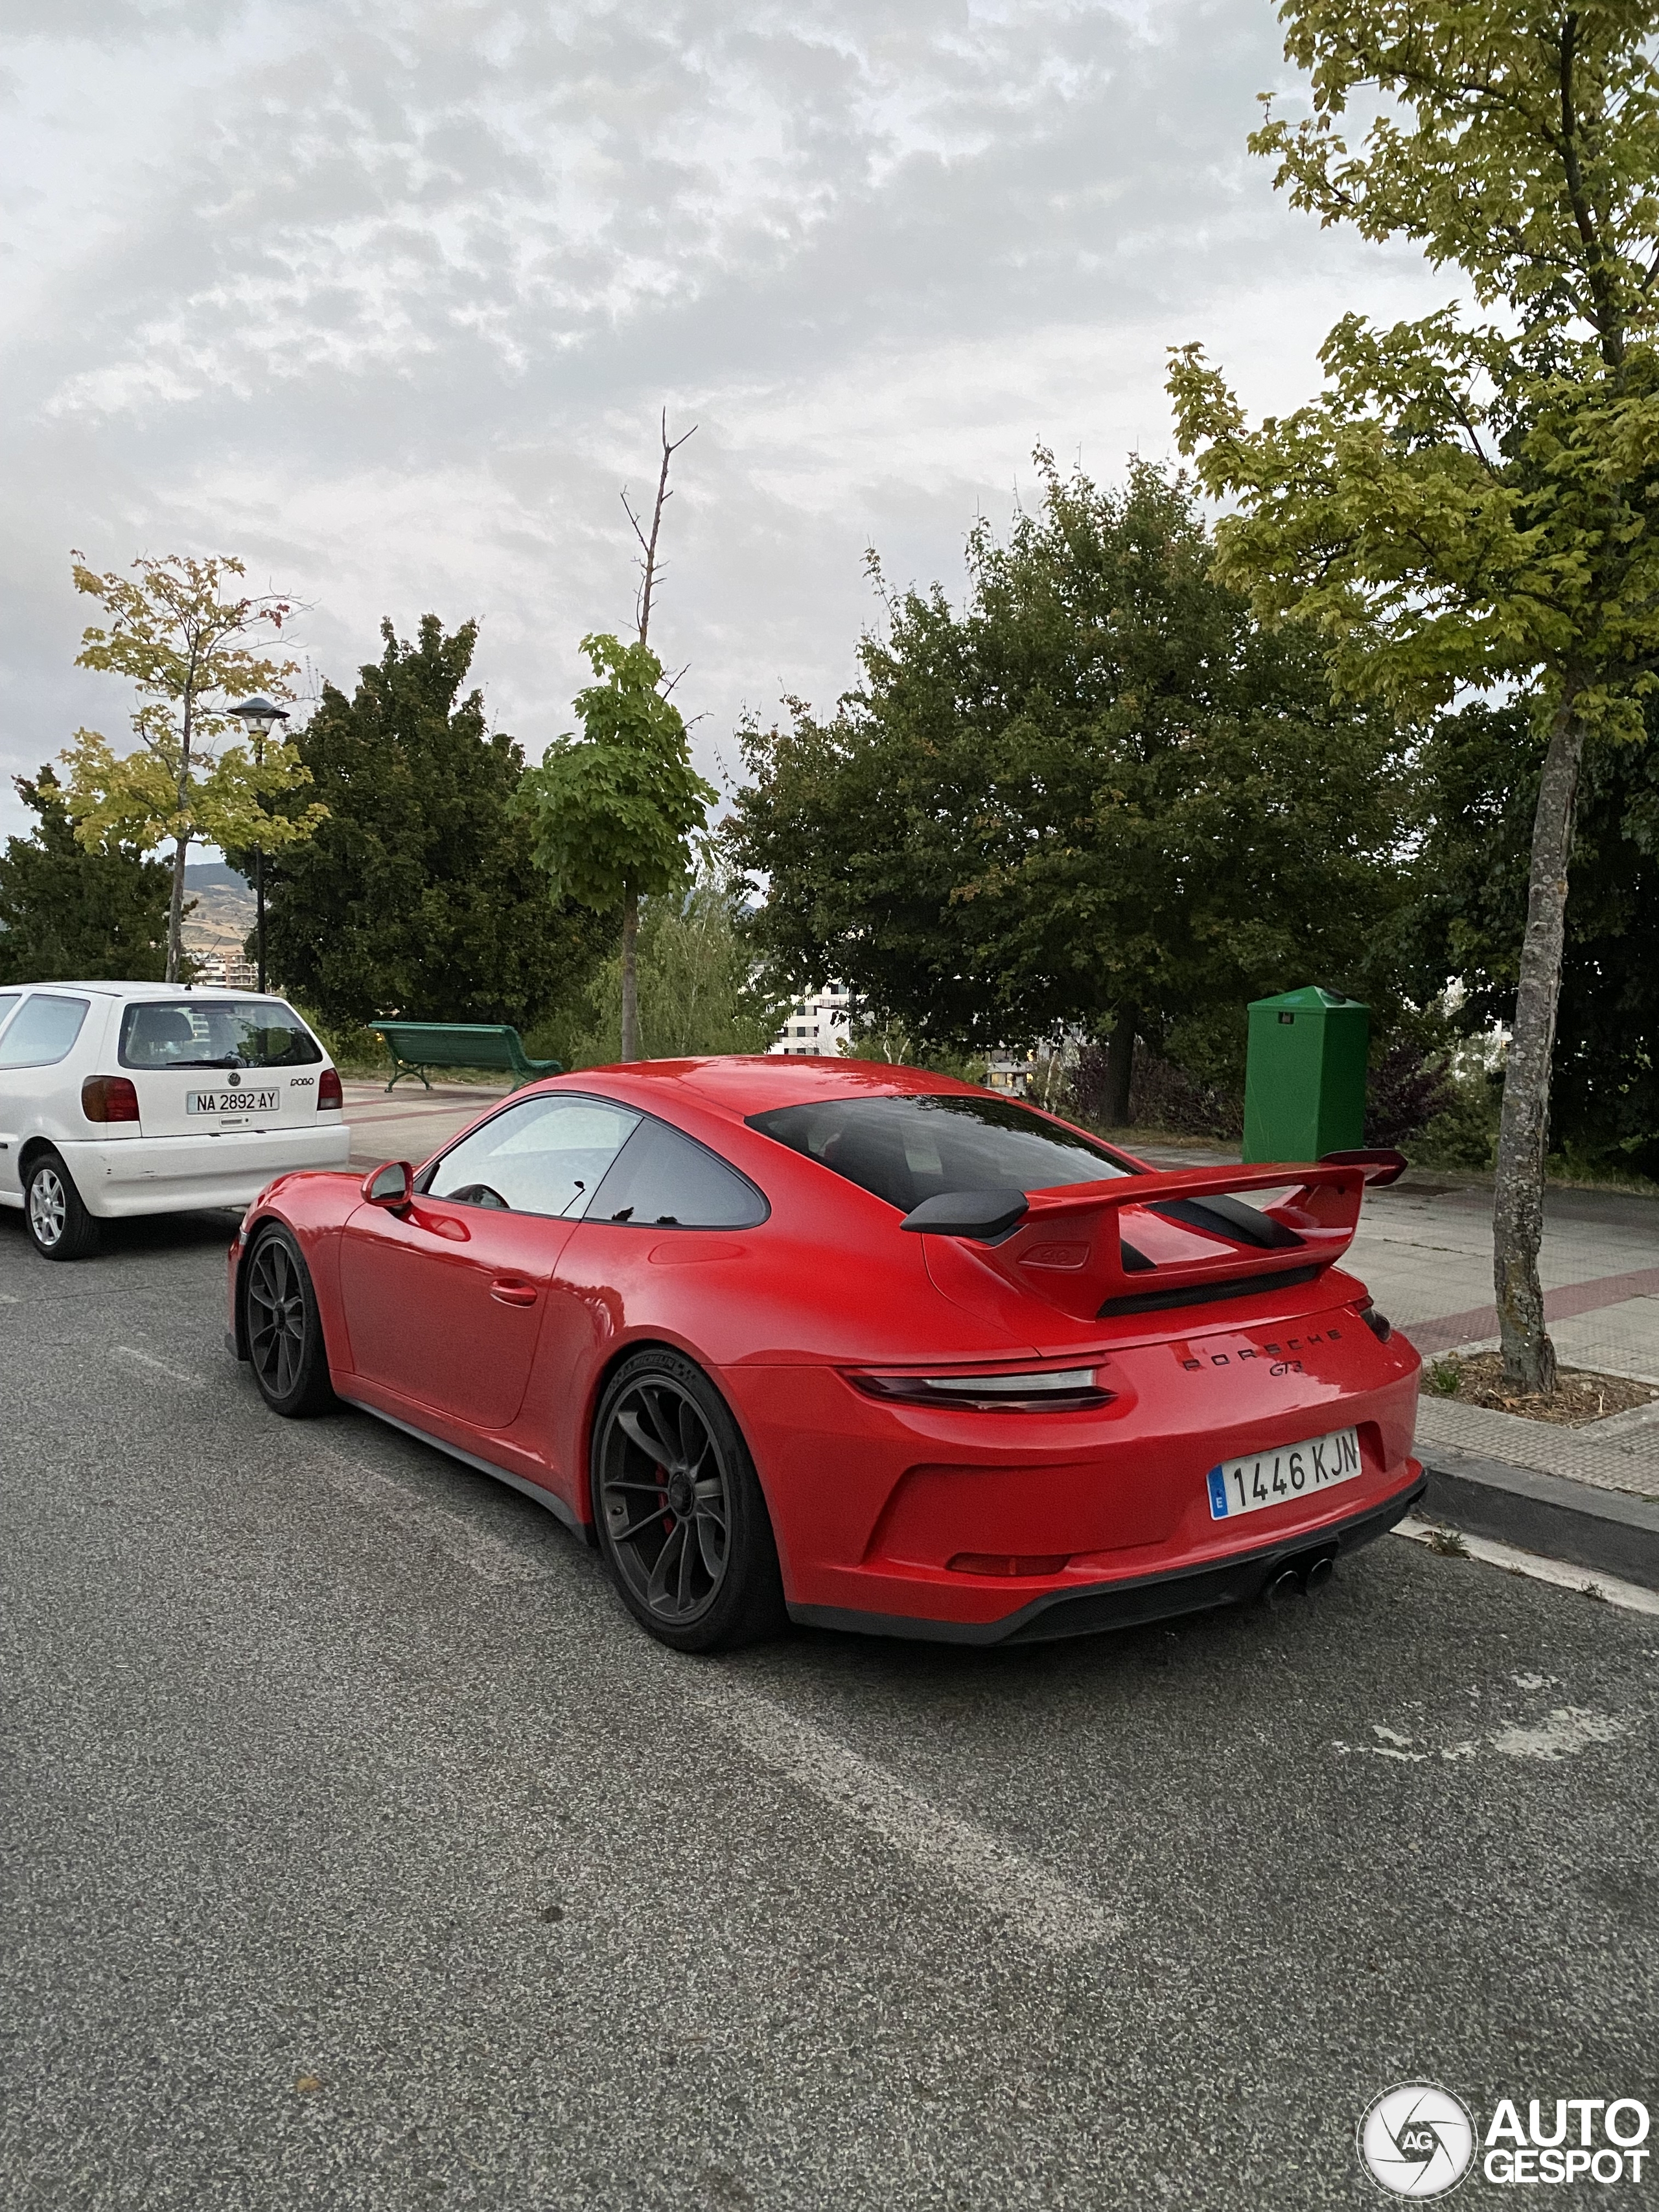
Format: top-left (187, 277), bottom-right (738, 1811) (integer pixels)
top-left (0, 0), bottom-right (1448, 838)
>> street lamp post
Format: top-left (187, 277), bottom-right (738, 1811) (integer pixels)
top-left (227, 697), bottom-right (290, 994)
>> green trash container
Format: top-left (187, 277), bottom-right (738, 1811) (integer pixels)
top-left (1242, 986), bottom-right (1369, 1163)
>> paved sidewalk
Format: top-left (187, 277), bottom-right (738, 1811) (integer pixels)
top-left (1347, 1183), bottom-right (1659, 1507)
top-left (340, 1077), bottom-right (508, 1170)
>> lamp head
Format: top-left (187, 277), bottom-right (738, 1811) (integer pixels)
top-left (228, 696), bottom-right (290, 739)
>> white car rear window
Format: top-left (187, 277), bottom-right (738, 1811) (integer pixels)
top-left (0, 995), bottom-right (89, 1068)
top-left (118, 1000), bottom-right (322, 1070)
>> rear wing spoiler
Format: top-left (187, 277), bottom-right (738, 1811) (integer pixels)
top-left (901, 1150), bottom-right (1406, 1323)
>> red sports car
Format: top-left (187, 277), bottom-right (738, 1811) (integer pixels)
top-left (229, 1056), bottom-right (1424, 1651)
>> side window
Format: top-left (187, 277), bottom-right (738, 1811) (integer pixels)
top-left (0, 994), bottom-right (20, 1036)
top-left (0, 995), bottom-right (89, 1069)
top-left (426, 1094), bottom-right (641, 1217)
top-left (585, 1117), bottom-right (768, 1229)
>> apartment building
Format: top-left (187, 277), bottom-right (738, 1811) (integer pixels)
top-left (769, 983), bottom-right (852, 1056)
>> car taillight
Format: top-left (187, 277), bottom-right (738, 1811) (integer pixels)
top-left (318, 1067), bottom-right (343, 1110)
top-left (82, 1074), bottom-right (140, 1123)
top-left (846, 1365), bottom-right (1114, 1412)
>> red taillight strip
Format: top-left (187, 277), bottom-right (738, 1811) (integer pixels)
top-left (846, 1366), bottom-right (1115, 1412)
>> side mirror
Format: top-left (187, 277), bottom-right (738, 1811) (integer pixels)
top-left (900, 1188), bottom-right (1029, 1241)
top-left (362, 1160), bottom-right (413, 1208)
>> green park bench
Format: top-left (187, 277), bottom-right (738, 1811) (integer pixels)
top-left (368, 1021), bottom-right (563, 1095)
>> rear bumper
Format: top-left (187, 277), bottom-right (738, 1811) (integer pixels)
top-left (789, 1471), bottom-right (1426, 1643)
top-left (60, 1124), bottom-right (351, 1217)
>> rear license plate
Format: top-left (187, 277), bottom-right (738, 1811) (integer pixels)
top-left (1206, 1426), bottom-right (1361, 1520)
top-left (185, 1088), bottom-right (280, 1115)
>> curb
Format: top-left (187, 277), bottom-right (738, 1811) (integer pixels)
top-left (1421, 1447), bottom-right (1659, 1595)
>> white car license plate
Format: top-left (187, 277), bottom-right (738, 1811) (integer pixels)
top-left (186, 1088), bottom-right (280, 1115)
top-left (1206, 1426), bottom-right (1361, 1520)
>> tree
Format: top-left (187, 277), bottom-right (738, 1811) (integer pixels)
top-left (261, 616), bottom-right (609, 1030)
top-left (0, 765), bottom-right (174, 984)
top-left (60, 553), bottom-right (325, 981)
top-left (1410, 697), bottom-right (1659, 1178)
top-left (517, 633), bottom-right (715, 1062)
top-left (559, 863), bottom-right (788, 1067)
top-left (1167, 0), bottom-right (1659, 1389)
top-left (518, 412), bottom-right (706, 1062)
top-left (729, 455), bottom-right (1410, 1117)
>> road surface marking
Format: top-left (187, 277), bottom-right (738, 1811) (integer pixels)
top-left (113, 1344), bottom-right (203, 1386)
top-left (1395, 1516), bottom-right (1659, 1615)
top-left (1335, 1705), bottom-right (1627, 1765)
top-left (1489, 1706), bottom-right (1629, 1760)
top-left (689, 1682), bottom-right (1117, 1955)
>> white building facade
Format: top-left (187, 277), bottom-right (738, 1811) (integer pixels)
top-left (769, 983), bottom-right (853, 1056)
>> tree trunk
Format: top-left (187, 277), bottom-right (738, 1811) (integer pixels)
top-left (1100, 1010), bottom-right (1137, 1126)
top-left (620, 889), bottom-right (640, 1062)
top-left (165, 837), bottom-right (191, 984)
top-left (1492, 690), bottom-right (1586, 1393)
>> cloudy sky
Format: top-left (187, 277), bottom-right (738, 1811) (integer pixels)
top-left (0, 0), bottom-right (1447, 843)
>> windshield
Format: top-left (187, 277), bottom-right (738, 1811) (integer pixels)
top-left (119, 999), bottom-right (323, 1071)
top-left (747, 1093), bottom-right (1137, 1214)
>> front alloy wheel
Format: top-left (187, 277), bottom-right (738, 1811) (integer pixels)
top-left (592, 1350), bottom-right (786, 1652)
top-left (244, 1228), bottom-right (336, 1417)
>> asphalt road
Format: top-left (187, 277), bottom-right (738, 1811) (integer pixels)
top-left (2, 1207), bottom-right (1655, 2211)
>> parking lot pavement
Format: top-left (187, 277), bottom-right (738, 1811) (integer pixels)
top-left (2, 1209), bottom-right (1655, 2211)
top-left (340, 1080), bottom-right (509, 1173)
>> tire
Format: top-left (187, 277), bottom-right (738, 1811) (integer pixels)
top-left (24, 1150), bottom-right (100, 1261)
top-left (242, 1226), bottom-right (338, 1417)
top-left (591, 1347), bottom-right (787, 1653)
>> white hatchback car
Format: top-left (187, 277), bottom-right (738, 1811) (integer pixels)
top-left (0, 981), bottom-right (350, 1260)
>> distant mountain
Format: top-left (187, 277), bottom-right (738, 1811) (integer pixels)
top-left (181, 864), bottom-right (256, 956)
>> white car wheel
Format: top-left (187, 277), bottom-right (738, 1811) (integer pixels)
top-left (24, 1152), bottom-right (99, 1261)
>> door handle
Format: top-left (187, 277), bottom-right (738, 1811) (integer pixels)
top-left (491, 1279), bottom-right (538, 1307)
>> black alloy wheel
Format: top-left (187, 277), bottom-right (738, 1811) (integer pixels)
top-left (244, 1227), bottom-right (337, 1417)
top-left (592, 1348), bottom-right (787, 1653)
top-left (24, 1150), bottom-right (99, 1261)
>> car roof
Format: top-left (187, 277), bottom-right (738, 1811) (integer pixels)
top-left (562, 1054), bottom-right (992, 1119)
top-left (4, 981), bottom-right (290, 1003)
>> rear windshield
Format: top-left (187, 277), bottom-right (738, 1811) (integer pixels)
top-left (119, 999), bottom-right (323, 1071)
top-left (747, 1093), bottom-right (1137, 1214)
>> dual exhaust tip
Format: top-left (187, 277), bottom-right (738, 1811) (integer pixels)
top-left (1267, 1548), bottom-right (1336, 1605)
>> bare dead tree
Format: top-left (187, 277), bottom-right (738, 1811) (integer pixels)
top-left (615, 410), bottom-right (696, 1062)
top-left (621, 410), bottom-right (697, 649)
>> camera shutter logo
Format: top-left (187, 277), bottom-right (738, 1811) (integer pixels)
top-left (1358, 2084), bottom-right (1476, 2197)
